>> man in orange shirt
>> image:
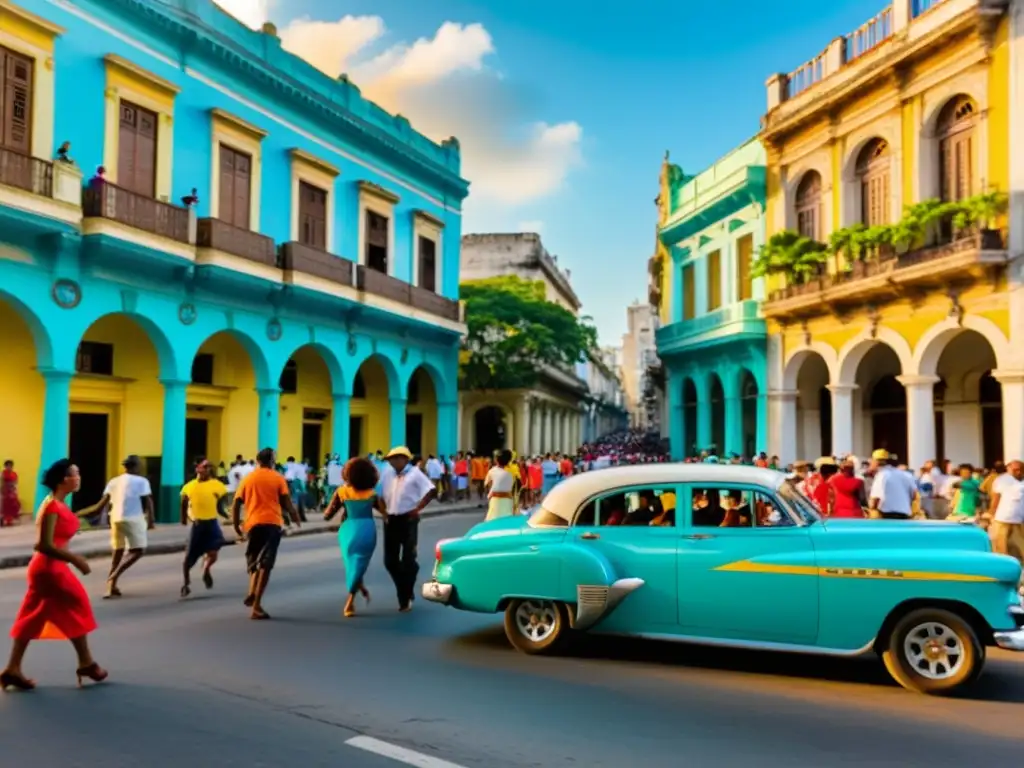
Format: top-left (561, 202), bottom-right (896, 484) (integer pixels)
top-left (470, 453), bottom-right (489, 501)
top-left (231, 447), bottom-right (301, 620)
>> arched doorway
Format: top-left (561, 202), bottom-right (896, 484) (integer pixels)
top-left (72, 314), bottom-right (165, 511)
top-left (187, 331), bottom-right (260, 472)
top-left (793, 353), bottom-right (830, 460)
top-left (474, 406), bottom-right (507, 457)
top-left (682, 378), bottom-right (698, 456)
top-left (709, 374), bottom-right (725, 455)
top-left (405, 367), bottom-right (438, 457)
top-left (740, 370), bottom-right (758, 458)
top-left (280, 346), bottom-right (339, 472)
top-left (858, 344), bottom-right (906, 459)
top-left (351, 356), bottom-right (392, 457)
top-left (0, 297), bottom-right (45, 514)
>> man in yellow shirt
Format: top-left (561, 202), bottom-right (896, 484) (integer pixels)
top-left (179, 457), bottom-right (229, 598)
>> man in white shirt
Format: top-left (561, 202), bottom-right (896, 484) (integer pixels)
top-left (95, 455), bottom-right (154, 598)
top-left (987, 461), bottom-right (1024, 566)
top-left (379, 446), bottom-right (437, 612)
top-left (869, 449), bottom-right (918, 519)
top-left (424, 455), bottom-right (444, 498)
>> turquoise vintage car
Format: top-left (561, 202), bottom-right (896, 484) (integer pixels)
top-left (422, 464), bottom-right (1024, 694)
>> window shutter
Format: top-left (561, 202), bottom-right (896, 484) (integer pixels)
top-left (135, 106), bottom-right (157, 197)
top-left (1, 48), bottom-right (33, 154)
top-left (118, 103), bottom-right (138, 192)
top-left (233, 151), bottom-right (251, 230)
top-left (219, 145), bottom-right (235, 223)
top-left (298, 181), bottom-right (326, 249)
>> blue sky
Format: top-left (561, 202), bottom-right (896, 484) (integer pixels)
top-left (224, 0), bottom-right (890, 344)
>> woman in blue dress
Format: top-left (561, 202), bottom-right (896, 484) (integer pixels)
top-left (323, 457), bottom-right (387, 618)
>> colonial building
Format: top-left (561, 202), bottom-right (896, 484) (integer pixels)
top-left (760, 0), bottom-right (1021, 469)
top-left (619, 302), bottom-right (659, 429)
top-left (459, 233), bottom-right (588, 456)
top-left (578, 346), bottom-right (629, 443)
top-left (0, 0), bottom-right (467, 518)
top-left (655, 139), bottom-right (769, 459)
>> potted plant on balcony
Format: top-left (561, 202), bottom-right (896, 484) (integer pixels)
top-left (828, 223), bottom-right (868, 275)
top-left (951, 190), bottom-right (1008, 250)
top-left (753, 230), bottom-right (828, 298)
top-left (889, 198), bottom-right (947, 255)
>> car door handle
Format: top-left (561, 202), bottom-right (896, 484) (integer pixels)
top-left (683, 534), bottom-right (715, 540)
top-left (580, 532), bottom-right (600, 540)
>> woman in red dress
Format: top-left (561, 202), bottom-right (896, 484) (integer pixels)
top-left (1, 459), bottom-right (108, 691)
top-left (829, 458), bottom-right (867, 518)
top-left (1, 460), bottom-right (21, 526)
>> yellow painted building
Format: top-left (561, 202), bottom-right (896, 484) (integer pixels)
top-left (758, 0), bottom-right (1024, 469)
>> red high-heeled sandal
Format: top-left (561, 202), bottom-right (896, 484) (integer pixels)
top-left (0, 671), bottom-right (35, 692)
top-left (75, 662), bottom-right (108, 688)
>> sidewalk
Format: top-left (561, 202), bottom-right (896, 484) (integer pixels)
top-left (0, 499), bottom-right (486, 570)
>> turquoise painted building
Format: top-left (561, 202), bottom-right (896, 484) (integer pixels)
top-left (0, 0), bottom-right (467, 519)
top-left (655, 139), bottom-right (768, 460)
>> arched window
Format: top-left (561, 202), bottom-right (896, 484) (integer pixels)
top-left (795, 171), bottom-right (822, 240)
top-left (937, 96), bottom-right (976, 203)
top-left (856, 138), bottom-right (891, 226)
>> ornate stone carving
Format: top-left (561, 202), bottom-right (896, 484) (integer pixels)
top-left (266, 318), bottom-right (282, 341)
top-left (51, 279), bottom-right (81, 309)
top-left (178, 303), bottom-right (197, 325)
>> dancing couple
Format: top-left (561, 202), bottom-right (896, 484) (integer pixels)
top-left (324, 446), bottom-right (436, 616)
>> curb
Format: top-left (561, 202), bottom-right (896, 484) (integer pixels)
top-left (0, 505), bottom-right (485, 570)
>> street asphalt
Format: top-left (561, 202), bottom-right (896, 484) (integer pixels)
top-left (2, 514), bottom-right (1024, 767)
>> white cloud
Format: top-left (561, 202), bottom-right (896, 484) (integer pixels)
top-left (211, 1), bottom-right (583, 211)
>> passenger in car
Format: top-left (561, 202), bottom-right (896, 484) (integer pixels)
top-left (692, 489), bottom-right (725, 527)
top-left (720, 490), bottom-right (752, 527)
top-left (624, 491), bottom-right (659, 526)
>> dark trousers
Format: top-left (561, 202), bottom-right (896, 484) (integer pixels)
top-left (383, 514), bottom-right (419, 606)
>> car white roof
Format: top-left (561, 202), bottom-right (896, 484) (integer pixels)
top-left (541, 463), bottom-right (788, 522)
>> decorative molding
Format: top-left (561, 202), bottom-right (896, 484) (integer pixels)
top-left (103, 53), bottom-right (180, 95)
top-left (178, 302), bottom-right (197, 325)
top-left (414, 209), bottom-right (445, 229)
top-left (290, 147), bottom-right (340, 177)
top-left (266, 318), bottom-right (282, 341)
top-left (0, 1), bottom-right (66, 37)
top-left (210, 107), bottom-right (267, 139)
top-left (51, 279), bottom-right (80, 309)
top-left (359, 180), bottom-right (400, 205)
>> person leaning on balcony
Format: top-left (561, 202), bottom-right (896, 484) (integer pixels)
top-left (868, 450), bottom-right (918, 520)
top-left (986, 461), bottom-right (1024, 579)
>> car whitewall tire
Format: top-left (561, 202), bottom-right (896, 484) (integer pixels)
top-left (881, 608), bottom-right (984, 695)
top-left (504, 599), bottom-right (569, 655)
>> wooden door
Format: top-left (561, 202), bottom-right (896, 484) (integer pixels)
top-left (219, 144), bottom-right (252, 229)
top-left (0, 46), bottom-right (33, 154)
top-left (298, 181), bottom-right (327, 249)
top-left (118, 100), bottom-right (157, 196)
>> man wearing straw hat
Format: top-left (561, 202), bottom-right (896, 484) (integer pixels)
top-left (868, 449), bottom-right (918, 519)
top-left (379, 446), bottom-right (437, 612)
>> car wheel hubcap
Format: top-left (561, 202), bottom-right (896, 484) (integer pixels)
top-left (903, 621), bottom-right (965, 680)
top-left (515, 600), bottom-right (558, 643)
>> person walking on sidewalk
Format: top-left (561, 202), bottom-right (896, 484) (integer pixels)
top-left (1, 459), bottom-right (107, 692)
top-left (231, 448), bottom-right (301, 620)
top-left (379, 446), bottom-right (436, 612)
top-left (179, 457), bottom-right (229, 598)
top-left (90, 455), bottom-right (154, 599)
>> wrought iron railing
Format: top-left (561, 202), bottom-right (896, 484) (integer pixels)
top-left (197, 218), bottom-right (276, 266)
top-left (82, 180), bottom-right (190, 243)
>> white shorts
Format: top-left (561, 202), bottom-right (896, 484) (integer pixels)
top-left (456, 476), bottom-right (468, 490)
top-left (111, 518), bottom-right (148, 550)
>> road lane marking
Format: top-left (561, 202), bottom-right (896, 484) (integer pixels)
top-left (345, 736), bottom-right (466, 767)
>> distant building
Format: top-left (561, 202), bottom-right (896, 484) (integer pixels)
top-left (459, 233), bottom-right (588, 455)
top-left (577, 347), bottom-right (629, 443)
top-left (620, 303), bottom-right (660, 431)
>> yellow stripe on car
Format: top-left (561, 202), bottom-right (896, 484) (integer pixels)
top-left (713, 560), bottom-right (996, 583)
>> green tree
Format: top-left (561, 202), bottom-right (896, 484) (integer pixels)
top-left (459, 275), bottom-right (599, 390)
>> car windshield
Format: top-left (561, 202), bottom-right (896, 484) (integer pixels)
top-left (777, 482), bottom-right (822, 525)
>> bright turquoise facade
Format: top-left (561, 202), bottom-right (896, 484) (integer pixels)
top-left (0, 0), bottom-right (467, 520)
top-left (655, 138), bottom-right (768, 459)
top-left (424, 465), bottom-right (1024, 693)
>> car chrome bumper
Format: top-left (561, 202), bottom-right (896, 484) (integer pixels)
top-left (993, 628), bottom-right (1024, 651)
top-left (422, 581), bottom-right (453, 605)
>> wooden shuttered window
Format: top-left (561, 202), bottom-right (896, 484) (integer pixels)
top-left (856, 138), bottom-right (891, 227)
top-left (707, 249), bottom-right (722, 311)
top-left (794, 171), bottom-right (821, 241)
top-left (366, 210), bottom-right (388, 273)
top-left (218, 144), bottom-right (252, 229)
top-left (681, 263), bottom-right (695, 321)
top-left (736, 234), bottom-right (753, 301)
top-left (0, 46), bottom-right (33, 154)
top-left (938, 98), bottom-right (975, 204)
top-left (418, 235), bottom-right (437, 292)
top-left (118, 100), bottom-right (157, 197)
top-left (298, 181), bottom-right (327, 250)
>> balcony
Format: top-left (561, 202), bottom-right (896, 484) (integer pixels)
top-left (355, 264), bottom-right (461, 322)
top-left (279, 242), bottom-right (354, 287)
top-left (82, 181), bottom-right (191, 243)
top-left (762, 232), bottom-right (1007, 319)
top-left (0, 147), bottom-right (52, 197)
top-left (196, 218), bottom-right (276, 267)
top-left (764, 0), bottom-right (1007, 138)
top-left (656, 300), bottom-right (766, 356)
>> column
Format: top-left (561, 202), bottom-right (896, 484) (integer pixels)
top-left (558, 411), bottom-right (567, 453)
top-left (828, 384), bottom-right (857, 457)
top-left (667, 372), bottom-right (683, 460)
top-left (516, 398), bottom-right (532, 456)
top-left (530, 401), bottom-right (542, 455)
top-left (332, 394), bottom-right (351, 458)
top-left (723, 375), bottom-right (743, 458)
top-left (696, 388), bottom-right (712, 453)
top-left (389, 398), bottom-right (407, 448)
top-left (994, 371), bottom-right (1024, 461)
top-left (671, 256), bottom-right (684, 323)
top-left (767, 390), bottom-right (798, 465)
top-left (897, 375), bottom-right (939, 470)
top-left (437, 400), bottom-right (458, 458)
top-left (36, 369), bottom-right (73, 513)
top-left (756, 392), bottom-right (768, 455)
top-left (158, 379), bottom-right (189, 523)
top-left (543, 407), bottom-right (552, 452)
top-left (257, 387), bottom-right (281, 451)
